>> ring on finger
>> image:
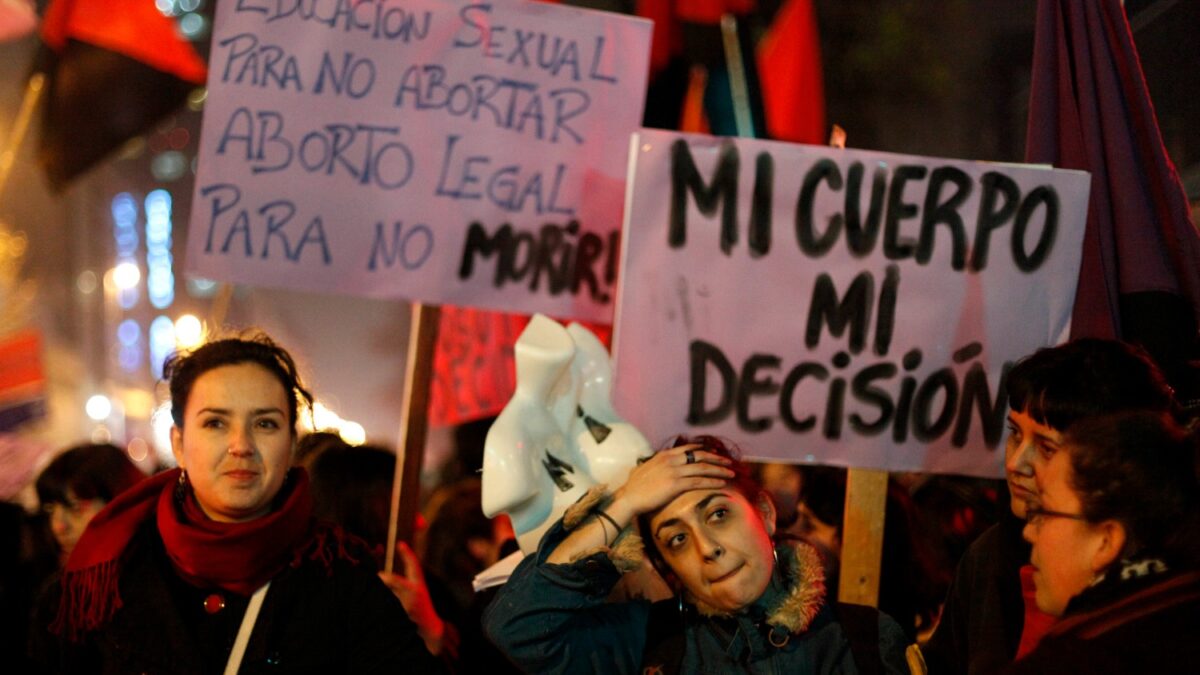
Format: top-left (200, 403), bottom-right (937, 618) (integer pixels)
top-left (685, 449), bottom-right (697, 464)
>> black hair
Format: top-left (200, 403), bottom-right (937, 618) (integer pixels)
top-left (307, 444), bottom-right (395, 561)
top-left (1064, 411), bottom-right (1200, 564)
top-left (35, 444), bottom-right (144, 507)
top-left (162, 331), bottom-right (313, 430)
top-left (1006, 338), bottom-right (1177, 432)
top-left (294, 431), bottom-right (349, 469)
top-left (422, 477), bottom-right (496, 609)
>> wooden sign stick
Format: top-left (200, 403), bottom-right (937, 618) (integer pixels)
top-left (384, 301), bottom-right (441, 574)
top-left (836, 467), bottom-right (888, 606)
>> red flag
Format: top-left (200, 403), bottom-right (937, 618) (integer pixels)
top-left (429, 307), bottom-right (530, 428)
top-left (37, 1), bottom-right (208, 187)
top-left (756, 0), bottom-right (825, 144)
top-left (0, 329), bottom-right (46, 432)
top-left (1024, 0), bottom-right (1200, 341)
top-left (428, 308), bottom-right (612, 428)
top-left (41, 0), bottom-right (206, 84)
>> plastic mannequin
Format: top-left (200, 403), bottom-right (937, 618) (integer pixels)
top-left (482, 314), bottom-right (650, 554)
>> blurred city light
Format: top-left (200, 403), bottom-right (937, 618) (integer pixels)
top-left (300, 402), bottom-right (366, 446)
top-left (113, 261), bottom-right (141, 289)
top-left (174, 314), bottom-right (204, 349)
top-left (85, 394), bottom-right (112, 421)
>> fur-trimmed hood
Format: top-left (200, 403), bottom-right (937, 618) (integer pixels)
top-left (689, 540), bottom-right (827, 635)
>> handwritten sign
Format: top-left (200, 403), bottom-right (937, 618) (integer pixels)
top-left (186, 1), bottom-right (650, 323)
top-left (612, 130), bottom-right (1091, 477)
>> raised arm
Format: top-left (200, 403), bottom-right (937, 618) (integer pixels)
top-left (546, 443), bottom-right (733, 564)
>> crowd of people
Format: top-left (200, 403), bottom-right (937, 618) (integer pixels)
top-left (3, 330), bottom-right (1197, 673)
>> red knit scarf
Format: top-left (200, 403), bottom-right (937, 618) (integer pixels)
top-left (52, 467), bottom-right (352, 640)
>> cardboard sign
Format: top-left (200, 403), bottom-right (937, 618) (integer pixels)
top-left (187, 1), bottom-right (650, 323)
top-left (613, 130), bottom-right (1091, 477)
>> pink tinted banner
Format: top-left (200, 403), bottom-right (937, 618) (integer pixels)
top-left (613, 130), bottom-right (1091, 478)
top-left (188, 1), bottom-right (650, 324)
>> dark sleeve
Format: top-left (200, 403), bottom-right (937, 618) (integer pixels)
top-left (922, 544), bottom-right (971, 675)
top-left (26, 577), bottom-right (63, 675)
top-left (26, 575), bottom-right (100, 675)
top-left (878, 611), bottom-right (914, 675)
top-left (482, 521), bottom-right (652, 675)
top-left (921, 523), bottom-right (988, 672)
top-left (925, 523), bottom-right (1025, 675)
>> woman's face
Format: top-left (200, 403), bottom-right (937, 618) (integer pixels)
top-left (1005, 408), bottom-right (1063, 519)
top-left (1023, 449), bottom-right (1112, 616)
top-left (170, 363), bottom-right (295, 523)
top-left (648, 488), bottom-right (776, 613)
top-left (47, 493), bottom-right (106, 560)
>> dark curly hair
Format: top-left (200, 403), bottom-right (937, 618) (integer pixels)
top-left (36, 443), bottom-right (144, 507)
top-left (1064, 411), bottom-right (1200, 564)
top-left (1006, 338), bottom-right (1177, 432)
top-left (162, 330), bottom-right (314, 430)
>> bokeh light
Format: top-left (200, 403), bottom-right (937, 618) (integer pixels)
top-left (85, 394), bottom-right (112, 421)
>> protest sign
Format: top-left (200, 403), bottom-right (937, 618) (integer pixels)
top-left (187, 1), bottom-right (650, 324)
top-left (613, 130), bottom-right (1091, 477)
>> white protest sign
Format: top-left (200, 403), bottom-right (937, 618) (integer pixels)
top-left (187, 1), bottom-right (650, 323)
top-left (613, 130), bottom-right (1091, 477)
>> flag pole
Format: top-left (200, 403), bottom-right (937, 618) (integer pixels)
top-left (0, 73), bottom-right (45, 205)
top-left (828, 124), bottom-right (888, 608)
top-left (720, 14), bottom-right (757, 138)
top-left (384, 301), bottom-right (440, 573)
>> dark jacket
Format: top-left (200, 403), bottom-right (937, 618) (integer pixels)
top-left (923, 513), bottom-right (1027, 675)
top-left (483, 521), bottom-right (911, 674)
top-left (1003, 566), bottom-right (1200, 674)
top-left (28, 522), bottom-right (442, 675)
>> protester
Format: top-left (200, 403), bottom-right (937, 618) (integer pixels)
top-left (484, 434), bottom-right (917, 673)
top-left (0, 501), bottom-right (58, 675)
top-left (421, 477), bottom-right (512, 616)
top-left (28, 332), bottom-right (440, 674)
top-left (420, 477), bottom-right (520, 675)
top-left (793, 466), bottom-right (952, 642)
top-left (923, 339), bottom-right (1177, 675)
top-left (1005, 411), bottom-right (1200, 673)
top-left (306, 442), bottom-right (454, 660)
top-left (34, 443), bottom-right (145, 562)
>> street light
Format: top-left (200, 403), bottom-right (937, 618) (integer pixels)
top-left (85, 394), bottom-right (112, 421)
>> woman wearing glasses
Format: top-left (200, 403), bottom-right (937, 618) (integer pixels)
top-left (1006, 411), bottom-right (1200, 673)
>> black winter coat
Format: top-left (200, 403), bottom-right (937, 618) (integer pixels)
top-left (28, 522), bottom-right (442, 675)
top-left (1003, 567), bottom-right (1200, 675)
top-left (923, 513), bottom-right (1028, 675)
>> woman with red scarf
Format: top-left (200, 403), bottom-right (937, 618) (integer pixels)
top-left (29, 333), bottom-right (442, 675)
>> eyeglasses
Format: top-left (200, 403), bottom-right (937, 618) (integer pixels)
top-left (1025, 505), bottom-right (1088, 528)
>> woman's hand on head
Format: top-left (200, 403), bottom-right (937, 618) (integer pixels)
top-left (609, 444), bottom-right (735, 521)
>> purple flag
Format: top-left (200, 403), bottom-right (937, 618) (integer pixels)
top-left (1025, 0), bottom-right (1200, 341)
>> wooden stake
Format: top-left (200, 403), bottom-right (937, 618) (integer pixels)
top-left (837, 467), bottom-right (888, 606)
top-left (0, 73), bottom-right (45, 205)
top-left (384, 301), bottom-right (441, 573)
